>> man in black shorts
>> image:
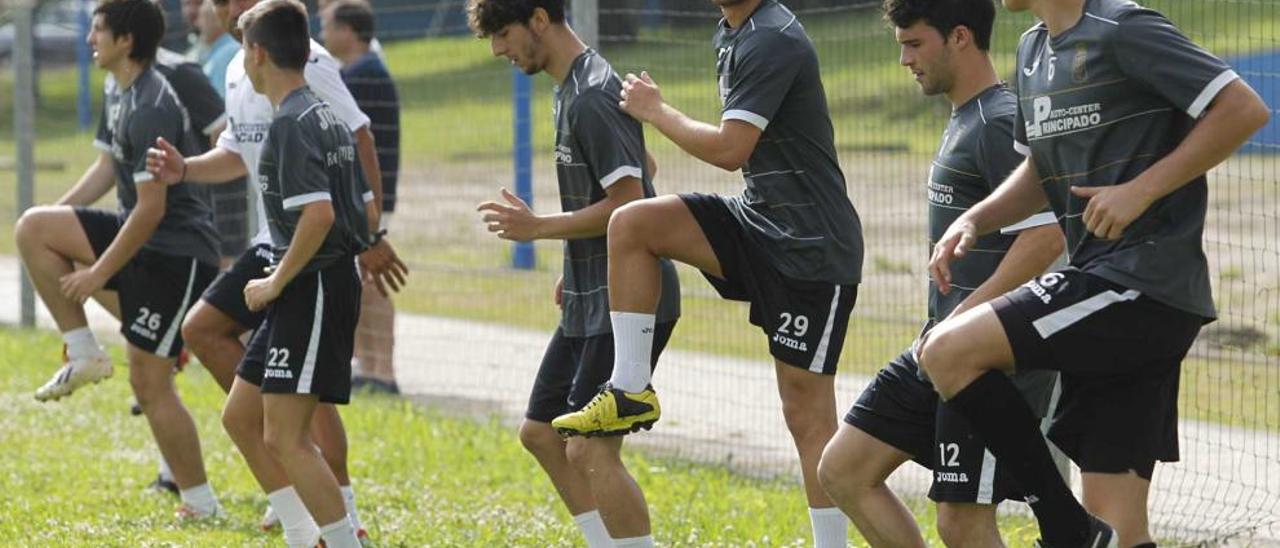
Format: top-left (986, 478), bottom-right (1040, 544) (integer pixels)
top-left (818, 1), bottom-right (1065, 546)
top-left (235, 1), bottom-right (371, 544)
top-left (552, 1), bottom-right (862, 545)
top-left (920, 0), bottom-right (1269, 546)
top-left (15, 0), bottom-right (224, 520)
top-left (469, 2), bottom-right (679, 546)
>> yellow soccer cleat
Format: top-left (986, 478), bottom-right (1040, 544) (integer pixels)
top-left (552, 383), bottom-right (661, 437)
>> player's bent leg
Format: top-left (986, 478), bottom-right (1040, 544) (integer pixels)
top-left (817, 423), bottom-right (923, 548)
top-left (262, 393), bottom-right (349, 529)
top-left (222, 377), bottom-right (291, 493)
top-left (607, 195), bottom-right (721, 313)
top-left (1081, 471), bottom-right (1154, 548)
top-left (182, 301), bottom-right (249, 393)
top-left (15, 206), bottom-right (98, 330)
top-left (935, 503), bottom-right (1003, 548)
top-left (566, 436), bottom-right (650, 539)
top-left (520, 419), bottom-right (597, 515)
top-left (917, 304), bottom-right (1015, 399)
top-left (127, 344), bottom-right (209, 490)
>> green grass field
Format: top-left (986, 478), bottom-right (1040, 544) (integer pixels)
top-left (0, 326), bottom-right (1044, 546)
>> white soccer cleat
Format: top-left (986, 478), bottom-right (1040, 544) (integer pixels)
top-left (175, 502), bottom-right (225, 521)
top-left (260, 504), bottom-right (280, 531)
top-left (34, 352), bottom-right (113, 402)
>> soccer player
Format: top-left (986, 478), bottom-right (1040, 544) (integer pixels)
top-left (552, 1), bottom-right (862, 545)
top-left (322, 0), bottom-right (403, 394)
top-left (468, 2), bottom-right (680, 547)
top-left (919, 0), bottom-right (1269, 545)
top-left (235, 1), bottom-right (370, 544)
top-left (817, 1), bottom-right (1065, 545)
top-left (15, 0), bottom-right (224, 519)
top-left (147, 0), bottom-right (406, 542)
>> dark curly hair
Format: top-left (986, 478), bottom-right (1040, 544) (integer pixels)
top-left (466, 0), bottom-right (565, 38)
top-left (93, 0), bottom-right (165, 63)
top-left (882, 0), bottom-right (996, 51)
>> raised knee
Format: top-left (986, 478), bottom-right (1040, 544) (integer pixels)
top-left (918, 326), bottom-right (973, 386)
top-left (14, 207), bottom-right (51, 246)
top-left (607, 200), bottom-right (654, 244)
top-left (518, 419), bottom-right (563, 456)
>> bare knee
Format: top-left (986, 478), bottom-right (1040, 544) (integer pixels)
top-left (221, 401), bottom-right (259, 445)
top-left (565, 438), bottom-right (617, 475)
top-left (129, 367), bottom-right (171, 411)
top-left (778, 377), bottom-right (836, 447)
top-left (607, 201), bottom-right (653, 249)
top-left (15, 206), bottom-right (52, 242)
top-left (817, 443), bottom-right (854, 498)
top-left (936, 504), bottom-right (999, 548)
top-left (263, 426), bottom-right (307, 463)
top-left (918, 326), bottom-right (976, 395)
top-left (519, 419), bottom-right (564, 457)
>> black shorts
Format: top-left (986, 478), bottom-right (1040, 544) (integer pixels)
top-left (75, 207), bottom-right (217, 358)
top-left (236, 260), bottom-right (361, 404)
top-left (992, 268), bottom-right (1204, 479)
top-left (680, 193), bottom-right (857, 375)
top-left (201, 243), bottom-right (273, 330)
top-left (844, 348), bottom-right (1061, 503)
top-left (526, 321), bottom-right (677, 423)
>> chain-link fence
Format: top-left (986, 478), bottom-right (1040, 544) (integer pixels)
top-left (3, 0), bottom-right (1277, 543)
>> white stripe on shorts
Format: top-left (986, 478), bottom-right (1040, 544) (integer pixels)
top-left (297, 272), bottom-right (325, 394)
top-left (976, 449), bottom-right (997, 504)
top-left (1032, 289), bottom-right (1140, 339)
top-left (155, 258), bottom-right (199, 357)
top-left (808, 285), bottom-right (842, 373)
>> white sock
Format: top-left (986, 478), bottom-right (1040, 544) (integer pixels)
top-left (267, 486), bottom-right (319, 547)
top-left (607, 312), bottom-right (656, 393)
top-left (809, 507), bottom-right (848, 548)
top-left (614, 535), bottom-right (655, 548)
top-left (62, 327), bottom-right (103, 361)
top-left (340, 485), bottom-right (362, 531)
top-left (158, 456), bottom-right (174, 482)
top-left (319, 516), bottom-right (360, 548)
top-left (178, 483), bottom-right (218, 514)
top-left (572, 510), bottom-right (613, 548)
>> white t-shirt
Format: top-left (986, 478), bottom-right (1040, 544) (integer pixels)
top-left (217, 39), bottom-right (370, 245)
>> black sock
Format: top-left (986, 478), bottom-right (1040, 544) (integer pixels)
top-left (945, 369), bottom-right (1090, 544)
top-left (1133, 544), bottom-right (1157, 548)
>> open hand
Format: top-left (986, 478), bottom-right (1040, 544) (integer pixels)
top-left (145, 137), bottom-right (187, 185)
top-left (59, 268), bottom-right (107, 304)
top-left (928, 218), bottom-right (978, 295)
top-left (477, 188), bottom-right (541, 242)
top-left (358, 238), bottom-right (409, 297)
top-left (1071, 182), bottom-right (1153, 240)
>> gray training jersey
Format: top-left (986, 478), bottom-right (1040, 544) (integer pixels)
top-left (259, 87), bottom-right (372, 273)
top-left (94, 68), bottom-right (220, 266)
top-left (1013, 0), bottom-right (1238, 319)
top-left (554, 50), bottom-right (680, 337)
top-left (928, 84), bottom-right (1056, 321)
top-left (713, 0), bottom-right (863, 285)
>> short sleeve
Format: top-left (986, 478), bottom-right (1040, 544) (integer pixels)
top-left (94, 99), bottom-right (112, 154)
top-left (168, 63), bottom-right (227, 136)
top-left (305, 53), bottom-right (371, 133)
top-left (976, 113), bottom-right (1026, 193)
top-left (273, 120), bottom-right (331, 210)
top-left (721, 31), bottom-right (804, 130)
top-left (1113, 9), bottom-right (1238, 119)
top-left (571, 91), bottom-right (646, 189)
top-left (1012, 98), bottom-right (1030, 156)
top-left (127, 107), bottom-right (182, 184)
top-left (215, 108), bottom-right (240, 154)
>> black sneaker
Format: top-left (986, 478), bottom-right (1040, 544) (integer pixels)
top-left (1034, 515), bottom-right (1118, 548)
top-left (147, 474), bottom-right (180, 497)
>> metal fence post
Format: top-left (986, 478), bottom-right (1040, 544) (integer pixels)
top-left (14, 0), bottom-right (37, 327)
top-left (511, 68), bottom-right (535, 270)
